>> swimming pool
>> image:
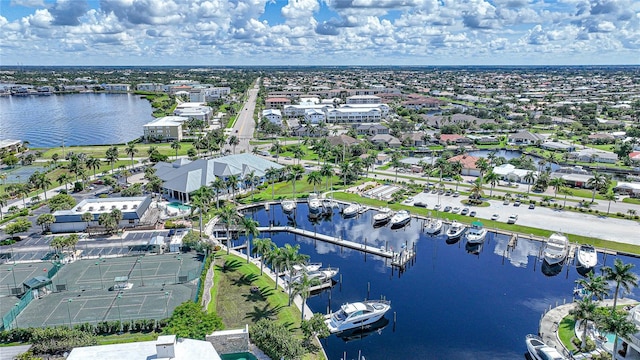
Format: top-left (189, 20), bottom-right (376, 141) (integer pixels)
top-left (167, 201), bottom-right (191, 211)
top-left (220, 352), bottom-right (258, 360)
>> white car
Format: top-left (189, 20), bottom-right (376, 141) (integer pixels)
top-left (507, 214), bottom-right (518, 224)
top-left (452, 207), bottom-right (461, 214)
top-left (434, 204), bottom-right (442, 210)
top-left (491, 214), bottom-right (500, 221)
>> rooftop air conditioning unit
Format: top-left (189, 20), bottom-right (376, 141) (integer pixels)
top-left (122, 205), bottom-right (128, 210)
top-left (99, 206), bottom-right (105, 211)
top-left (132, 204), bottom-right (138, 209)
top-left (111, 205), bottom-right (116, 209)
top-left (88, 207), bottom-right (94, 211)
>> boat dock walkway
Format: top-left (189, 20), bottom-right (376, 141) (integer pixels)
top-left (257, 226), bottom-right (415, 268)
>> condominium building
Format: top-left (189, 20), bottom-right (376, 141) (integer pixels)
top-left (143, 116), bottom-right (187, 141)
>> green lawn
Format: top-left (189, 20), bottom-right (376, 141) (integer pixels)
top-left (623, 198), bottom-right (640, 205)
top-left (239, 175), bottom-right (352, 203)
top-left (37, 141), bottom-right (195, 159)
top-left (558, 316), bottom-right (577, 353)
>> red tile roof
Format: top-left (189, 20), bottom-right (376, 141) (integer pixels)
top-left (447, 154), bottom-right (480, 169)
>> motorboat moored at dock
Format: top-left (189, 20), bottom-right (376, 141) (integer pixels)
top-left (282, 199), bottom-right (296, 213)
top-left (373, 207), bottom-right (394, 225)
top-left (543, 233), bottom-right (569, 265)
top-left (389, 210), bottom-right (411, 228)
top-left (325, 299), bottom-right (391, 333)
top-left (308, 193), bottom-right (322, 214)
top-left (576, 244), bottom-right (598, 270)
top-left (424, 217), bottom-right (443, 235)
top-left (446, 221), bottom-right (466, 240)
top-left (525, 334), bottom-right (567, 360)
top-left (465, 221), bottom-right (487, 244)
top-left (343, 203), bottom-right (363, 218)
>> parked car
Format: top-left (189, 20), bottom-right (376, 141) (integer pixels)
top-left (445, 190), bottom-right (452, 196)
top-left (514, 200), bottom-right (521, 207)
top-left (503, 199), bottom-right (510, 205)
top-left (469, 210), bottom-right (477, 217)
top-left (434, 204), bottom-right (442, 210)
top-left (507, 214), bottom-right (518, 224)
top-left (452, 206), bottom-right (461, 214)
top-left (414, 201), bottom-right (427, 208)
top-left (453, 191), bottom-right (460, 197)
top-left (529, 203), bottom-right (535, 209)
top-left (443, 206), bottom-right (452, 212)
top-left (461, 207), bottom-right (470, 215)
top-left (491, 214), bottom-right (500, 220)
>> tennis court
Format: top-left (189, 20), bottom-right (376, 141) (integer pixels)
top-left (16, 284), bottom-right (194, 327)
top-left (0, 262), bottom-right (58, 296)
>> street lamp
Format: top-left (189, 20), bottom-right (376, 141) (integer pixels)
top-left (116, 294), bottom-right (123, 326)
top-left (13, 303), bottom-right (19, 329)
top-left (96, 261), bottom-right (104, 290)
top-left (7, 265), bottom-right (18, 295)
top-left (164, 291), bottom-right (170, 318)
top-left (67, 299), bottom-right (73, 328)
top-left (137, 256), bottom-right (144, 287)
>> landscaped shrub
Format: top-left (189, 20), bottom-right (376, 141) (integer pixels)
top-left (250, 318), bottom-right (305, 360)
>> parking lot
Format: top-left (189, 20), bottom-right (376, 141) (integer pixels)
top-left (405, 190), bottom-right (640, 245)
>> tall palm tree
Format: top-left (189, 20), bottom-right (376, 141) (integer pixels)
top-left (243, 170), bottom-right (256, 200)
top-left (265, 167), bottom-right (279, 200)
top-left (597, 309), bottom-right (637, 357)
top-left (270, 141), bottom-right (282, 163)
top-left (475, 158), bottom-right (490, 182)
top-left (484, 171), bottom-right (500, 197)
top-left (170, 141), bottom-right (181, 160)
top-left (603, 191), bottom-right (616, 215)
top-left (191, 186), bottom-right (213, 239)
top-left (569, 297), bottom-right (597, 351)
top-left (320, 163), bottom-right (333, 191)
top-left (226, 174), bottom-right (240, 201)
top-left (228, 135), bottom-right (240, 154)
top-left (34, 172), bottom-right (52, 200)
top-left (523, 171), bottom-right (536, 194)
top-left (85, 157), bottom-right (101, 178)
top-left (125, 143), bottom-right (138, 168)
top-left (576, 272), bottom-right (610, 301)
top-left (105, 146), bottom-right (119, 174)
top-left (56, 173), bottom-right (72, 192)
top-left (252, 237), bottom-right (275, 276)
top-left (287, 165), bottom-right (304, 200)
top-left (550, 177), bottom-right (565, 198)
top-left (587, 171), bottom-right (606, 203)
top-left (278, 244), bottom-right (309, 306)
top-left (218, 205), bottom-right (238, 255)
top-left (0, 193), bottom-right (9, 220)
top-left (292, 145), bottom-right (305, 165)
top-left (239, 216), bottom-right (260, 263)
top-left (291, 272), bottom-right (321, 322)
top-left (210, 178), bottom-right (226, 209)
top-left (306, 171), bottom-right (322, 194)
top-left (602, 259), bottom-right (638, 314)
top-left (267, 247), bottom-right (283, 290)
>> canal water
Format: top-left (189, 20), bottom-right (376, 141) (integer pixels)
top-left (240, 203), bottom-right (640, 360)
top-left (467, 149), bottom-right (561, 172)
top-left (0, 93), bottom-right (154, 147)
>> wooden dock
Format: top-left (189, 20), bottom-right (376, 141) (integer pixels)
top-left (258, 226), bottom-right (415, 268)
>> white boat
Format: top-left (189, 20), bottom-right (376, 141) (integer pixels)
top-left (325, 299), bottom-right (391, 333)
top-left (446, 221), bottom-right (466, 240)
top-left (343, 203), bottom-right (362, 218)
top-left (424, 218), bottom-right (443, 235)
top-left (543, 233), bottom-right (569, 265)
top-left (308, 193), bottom-right (322, 214)
top-left (576, 244), bottom-right (598, 269)
top-left (322, 198), bottom-right (339, 209)
top-left (389, 210), bottom-right (411, 228)
top-left (282, 199), bottom-right (296, 213)
top-left (284, 266), bottom-right (339, 285)
top-left (526, 334), bottom-right (567, 360)
top-left (373, 207), bottom-right (394, 224)
top-left (465, 221), bottom-right (487, 244)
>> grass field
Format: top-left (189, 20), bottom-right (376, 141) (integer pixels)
top-left (37, 141), bottom-right (195, 160)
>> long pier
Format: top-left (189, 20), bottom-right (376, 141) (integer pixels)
top-left (257, 226), bottom-right (415, 268)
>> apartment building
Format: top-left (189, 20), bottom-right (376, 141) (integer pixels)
top-left (143, 116), bottom-right (187, 141)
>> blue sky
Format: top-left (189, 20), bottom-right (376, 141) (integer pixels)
top-left (0, 0), bottom-right (639, 66)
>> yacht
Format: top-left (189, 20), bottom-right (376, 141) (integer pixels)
top-left (282, 199), bottom-right (296, 213)
top-left (543, 233), bottom-right (569, 265)
top-left (343, 203), bottom-right (362, 218)
top-left (308, 193), bottom-right (322, 214)
top-left (465, 221), bottom-right (487, 244)
top-left (373, 207), bottom-right (394, 225)
top-left (389, 210), bottom-right (411, 228)
top-left (424, 218), bottom-right (443, 235)
top-left (446, 221), bottom-right (466, 240)
top-left (283, 265), bottom-right (338, 285)
top-left (322, 198), bottom-right (339, 209)
top-left (325, 299), bottom-right (391, 333)
top-left (576, 244), bottom-right (598, 270)
top-left (526, 334), bottom-right (567, 360)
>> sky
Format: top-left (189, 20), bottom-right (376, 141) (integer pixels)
top-left (0, 0), bottom-right (639, 66)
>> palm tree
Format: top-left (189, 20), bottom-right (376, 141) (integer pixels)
top-left (239, 216), bottom-right (260, 263)
top-left (569, 297), bottom-right (597, 351)
top-left (292, 145), bottom-right (305, 165)
top-left (271, 141), bottom-right (282, 163)
top-left (587, 171), bottom-right (606, 203)
top-left (147, 145), bottom-right (159, 162)
top-left (475, 158), bottom-right (490, 182)
top-left (597, 309), bottom-right (637, 357)
top-left (320, 163), bottom-right (333, 191)
top-left (287, 165), bottom-right (304, 200)
top-left (218, 205), bottom-right (238, 255)
top-left (210, 178), bottom-right (226, 209)
top-left (125, 143), bottom-right (138, 168)
top-left (228, 135), bottom-right (240, 154)
top-left (603, 191), bottom-right (616, 215)
top-left (267, 247), bottom-right (284, 290)
top-left (0, 193), bottom-right (9, 220)
top-left (484, 171), bottom-right (500, 197)
top-left (191, 186), bottom-right (213, 239)
top-left (523, 171), bottom-right (536, 194)
top-left (576, 272), bottom-right (610, 301)
top-left (602, 259), bottom-right (638, 314)
top-left (170, 141), bottom-right (181, 160)
top-left (56, 173), bottom-right (72, 192)
top-left (34, 172), bottom-right (52, 200)
top-left (278, 244), bottom-right (309, 306)
top-left (306, 171), bottom-right (322, 194)
top-left (291, 272), bottom-right (321, 321)
top-left (85, 157), bottom-right (101, 178)
top-left (105, 146), bottom-right (119, 174)
top-left (226, 174), bottom-right (240, 201)
top-left (265, 167), bottom-right (279, 200)
top-left (550, 177), bottom-right (565, 198)
top-left (252, 238), bottom-right (275, 276)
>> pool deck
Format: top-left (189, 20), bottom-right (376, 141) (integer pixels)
top-left (539, 298), bottom-right (638, 358)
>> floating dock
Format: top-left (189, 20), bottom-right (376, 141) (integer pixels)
top-left (258, 226), bottom-right (415, 268)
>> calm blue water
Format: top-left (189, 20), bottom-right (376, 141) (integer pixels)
top-left (0, 93), bottom-right (154, 147)
top-left (240, 203), bottom-right (640, 360)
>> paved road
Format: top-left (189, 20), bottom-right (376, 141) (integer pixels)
top-left (224, 78), bottom-right (260, 154)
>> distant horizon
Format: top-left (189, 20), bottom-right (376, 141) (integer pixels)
top-left (2, 64), bottom-right (639, 69)
top-left (1, 0), bottom-right (639, 66)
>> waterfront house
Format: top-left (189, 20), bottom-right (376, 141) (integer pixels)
top-left (354, 123), bottom-right (389, 136)
top-left (570, 149), bottom-right (618, 164)
top-left (369, 134), bottom-right (402, 148)
top-left (492, 164), bottom-right (536, 183)
top-left (439, 134), bottom-right (471, 146)
top-left (507, 131), bottom-right (545, 145)
top-left (447, 154), bottom-right (481, 176)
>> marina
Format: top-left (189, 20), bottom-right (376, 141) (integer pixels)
top-left (238, 202), bottom-right (640, 360)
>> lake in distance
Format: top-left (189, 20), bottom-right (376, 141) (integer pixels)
top-left (0, 93), bottom-right (154, 147)
top-left (238, 203), bottom-right (640, 360)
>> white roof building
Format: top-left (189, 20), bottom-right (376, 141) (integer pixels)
top-left (67, 335), bottom-right (221, 360)
top-left (262, 109), bottom-right (283, 125)
top-left (492, 164), bottom-right (537, 183)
